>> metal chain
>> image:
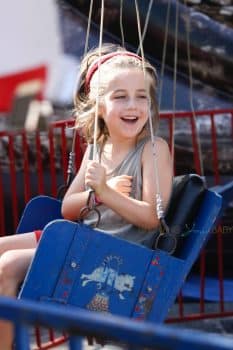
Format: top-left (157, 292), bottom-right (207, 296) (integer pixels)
top-left (119, 0), bottom-right (125, 47)
top-left (158, 0), bottom-right (171, 110)
top-left (184, 0), bottom-right (204, 175)
top-left (136, 0), bottom-right (154, 55)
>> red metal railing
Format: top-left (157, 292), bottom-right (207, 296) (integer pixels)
top-left (161, 109), bottom-right (233, 323)
top-left (0, 108), bottom-right (232, 349)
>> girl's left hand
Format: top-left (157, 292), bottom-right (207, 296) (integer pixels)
top-left (85, 161), bottom-right (107, 196)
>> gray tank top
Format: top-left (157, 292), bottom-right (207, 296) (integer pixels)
top-left (84, 137), bottom-right (157, 247)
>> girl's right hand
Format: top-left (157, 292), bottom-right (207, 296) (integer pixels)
top-left (107, 175), bottom-right (132, 197)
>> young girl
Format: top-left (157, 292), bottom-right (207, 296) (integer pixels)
top-left (0, 44), bottom-right (173, 349)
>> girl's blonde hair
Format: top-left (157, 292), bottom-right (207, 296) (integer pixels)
top-left (73, 43), bottom-right (159, 144)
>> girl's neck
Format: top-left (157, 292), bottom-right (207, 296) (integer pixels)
top-left (105, 137), bottom-right (136, 155)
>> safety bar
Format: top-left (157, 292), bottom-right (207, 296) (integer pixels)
top-left (0, 296), bottom-right (232, 350)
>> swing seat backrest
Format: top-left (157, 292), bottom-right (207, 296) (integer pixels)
top-left (17, 196), bottom-right (62, 234)
top-left (164, 174), bottom-right (207, 256)
top-left (18, 176), bottom-right (222, 323)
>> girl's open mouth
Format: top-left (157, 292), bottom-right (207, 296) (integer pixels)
top-left (120, 116), bottom-right (138, 123)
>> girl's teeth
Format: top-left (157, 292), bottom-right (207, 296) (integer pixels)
top-left (121, 117), bottom-right (137, 121)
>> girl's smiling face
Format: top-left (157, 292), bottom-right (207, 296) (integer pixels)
top-left (101, 68), bottom-right (150, 141)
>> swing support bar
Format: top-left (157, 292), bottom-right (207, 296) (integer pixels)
top-left (0, 296), bottom-right (232, 350)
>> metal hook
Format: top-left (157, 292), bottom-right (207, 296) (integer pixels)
top-left (79, 190), bottom-right (101, 228)
top-left (153, 218), bottom-right (177, 255)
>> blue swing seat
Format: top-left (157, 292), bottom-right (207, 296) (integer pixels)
top-left (17, 184), bottom-right (222, 323)
top-left (17, 195), bottom-right (63, 234)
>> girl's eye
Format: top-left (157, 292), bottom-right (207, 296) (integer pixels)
top-left (114, 95), bottom-right (126, 99)
top-left (138, 95), bottom-right (147, 99)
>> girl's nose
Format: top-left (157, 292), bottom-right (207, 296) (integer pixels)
top-left (126, 97), bottom-right (136, 109)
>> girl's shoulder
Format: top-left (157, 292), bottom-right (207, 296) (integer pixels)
top-left (142, 136), bottom-right (170, 161)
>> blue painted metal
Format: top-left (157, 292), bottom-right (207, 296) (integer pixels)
top-left (18, 189), bottom-right (222, 324)
top-left (135, 189), bottom-right (222, 322)
top-left (14, 324), bottom-right (30, 350)
top-left (69, 336), bottom-right (83, 350)
top-left (133, 250), bottom-right (184, 321)
top-left (211, 180), bottom-right (233, 214)
top-left (0, 296), bottom-right (232, 350)
top-left (16, 195), bottom-right (62, 234)
top-left (20, 221), bottom-right (153, 317)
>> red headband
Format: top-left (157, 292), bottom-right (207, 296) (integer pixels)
top-left (85, 51), bottom-right (142, 93)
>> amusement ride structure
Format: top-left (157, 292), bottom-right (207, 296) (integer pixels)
top-left (0, 1), bottom-right (232, 349)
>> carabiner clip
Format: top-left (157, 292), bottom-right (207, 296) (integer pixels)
top-left (153, 218), bottom-right (177, 255)
top-left (79, 190), bottom-right (101, 228)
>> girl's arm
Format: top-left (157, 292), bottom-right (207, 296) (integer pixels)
top-left (87, 138), bottom-right (173, 230)
top-left (62, 147), bottom-right (133, 221)
top-left (61, 146), bottom-right (91, 220)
